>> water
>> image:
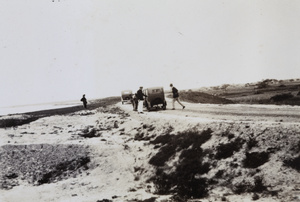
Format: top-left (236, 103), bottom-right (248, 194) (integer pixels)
top-left (0, 101), bottom-right (80, 116)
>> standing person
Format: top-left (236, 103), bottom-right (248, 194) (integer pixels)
top-left (133, 93), bottom-right (138, 111)
top-left (80, 94), bottom-right (87, 109)
top-left (170, 83), bottom-right (185, 110)
top-left (130, 93), bottom-right (138, 111)
top-left (136, 86), bottom-right (147, 114)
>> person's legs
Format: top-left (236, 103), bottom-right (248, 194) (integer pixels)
top-left (133, 101), bottom-right (136, 111)
top-left (174, 98), bottom-right (185, 109)
top-left (135, 100), bottom-right (138, 111)
top-left (131, 100), bottom-right (136, 111)
top-left (176, 99), bottom-right (184, 107)
top-left (172, 98), bottom-right (175, 109)
top-left (138, 100), bottom-right (144, 113)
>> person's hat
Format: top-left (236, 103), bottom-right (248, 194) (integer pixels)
top-left (140, 86), bottom-right (143, 88)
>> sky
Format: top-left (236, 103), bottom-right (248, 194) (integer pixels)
top-left (1, 0), bottom-right (300, 107)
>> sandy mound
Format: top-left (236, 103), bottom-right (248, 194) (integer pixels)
top-left (0, 100), bottom-right (299, 201)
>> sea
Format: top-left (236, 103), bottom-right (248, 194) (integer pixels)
top-left (0, 100), bottom-right (80, 116)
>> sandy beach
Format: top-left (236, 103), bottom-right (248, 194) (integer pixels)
top-left (0, 96), bottom-right (299, 202)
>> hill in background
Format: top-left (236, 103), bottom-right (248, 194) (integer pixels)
top-left (172, 91), bottom-right (234, 104)
top-left (174, 78), bottom-right (300, 106)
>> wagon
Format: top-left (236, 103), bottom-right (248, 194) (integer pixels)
top-left (121, 90), bottom-right (132, 104)
top-left (143, 87), bottom-right (167, 111)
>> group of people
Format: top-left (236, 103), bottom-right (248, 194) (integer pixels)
top-left (130, 86), bottom-right (146, 114)
top-left (130, 84), bottom-right (185, 113)
top-left (80, 83), bottom-right (185, 112)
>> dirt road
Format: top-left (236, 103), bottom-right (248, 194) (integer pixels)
top-left (119, 98), bottom-right (300, 123)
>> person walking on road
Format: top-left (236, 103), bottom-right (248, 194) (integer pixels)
top-left (80, 94), bottom-right (87, 109)
top-left (170, 84), bottom-right (185, 110)
top-left (136, 86), bottom-right (147, 114)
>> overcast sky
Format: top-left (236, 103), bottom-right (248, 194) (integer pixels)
top-left (1, 0), bottom-right (300, 107)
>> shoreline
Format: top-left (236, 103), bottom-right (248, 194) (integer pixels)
top-left (0, 96), bottom-right (120, 128)
top-left (0, 103), bottom-right (81, 117)
top-left (0, 96), bottom-right (120, 117)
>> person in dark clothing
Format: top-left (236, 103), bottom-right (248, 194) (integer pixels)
top-left (136, 86), bottom-right (147, 113)
top-left (170, 83), bottom-right (185, 110)
top-left (80, 94), bottom-right (87, 109)
top-left (130, 93), bottom-right (138, 111)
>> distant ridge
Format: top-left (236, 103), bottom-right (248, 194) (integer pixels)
top-left (170, 91), bottom-right (234, 104)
